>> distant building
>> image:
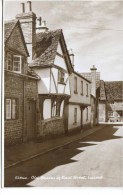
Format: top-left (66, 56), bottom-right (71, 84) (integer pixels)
top-left (81, 65), bottom-right (99, 126)
top-left (99, 81), bottom-right (123, 122)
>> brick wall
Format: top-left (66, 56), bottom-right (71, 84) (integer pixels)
top-left (5, 71), bottom-right (40, 146)
top-left (5, 72), bottom-right (24, 145)
top-left (37, 117), bottom-right (65, 138)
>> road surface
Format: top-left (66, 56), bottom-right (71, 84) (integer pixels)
top-left (5, 124), bottom-right (123, 187)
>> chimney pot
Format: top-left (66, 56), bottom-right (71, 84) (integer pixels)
top-left (42, 20), bottom-right (46, 27)
top-left (69, 48), bottom-right (74, 68)
top-left (21, 3), bottom-right (25, 13)
top-left (27, 1), bottom-right (32, 12)
top-left (37, 16), bottom-right (42, 26)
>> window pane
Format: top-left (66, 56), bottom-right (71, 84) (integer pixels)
top-left (13, 61), bottom-right (20, 71)
top-left (7, 54), bottom-right (13, 70)
top-left (6, 99), bottom-right (11, 119)
top-left (13, 56), bottom-right (21, 72)
top-left (74, 77), bottom-right (77, 93)
top-left (12, 99), bottom-right (16, 119)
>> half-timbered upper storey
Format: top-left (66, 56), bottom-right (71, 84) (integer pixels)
top-left (30, 29), bottom-right (73, 96)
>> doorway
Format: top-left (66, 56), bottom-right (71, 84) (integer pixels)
top-left (26, 101), bottom-right (36, 140)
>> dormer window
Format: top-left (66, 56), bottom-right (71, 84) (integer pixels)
top-left (58, 70), bottom-right (65, 84)
top-left (7, 54), bottom-right (22, 73)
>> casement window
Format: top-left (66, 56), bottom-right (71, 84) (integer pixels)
top-left (7, 54), bottom-right (13, 71)
top-left (86, 107), bottom-right (88, 121)
top-left (7, 54), bottom-right (22, 73)
top-left (86, 83), bottom-right (88, 96)
top-left (81, 81), bottom-right (83, 95)
top-left (5, 98), bottom-right (18, 120)
top-left (58, 70), bottom-right (65, 83)
top-left (13, 55), bottom-right (22, 73)
top-left (74, 76), bottom-right (77, 94)
top-left (74, 108), bottom-right (77, 123)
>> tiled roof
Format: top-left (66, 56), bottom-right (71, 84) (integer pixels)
top-left (27, 67), bottom-right (40, 79)
top-left (4, 19), bottom-right (18, 42)
top-left (31, 29), bottom-right (62, 66)
top-left (105, 81), bottom-right (123, 101)
top-left (81, 72), bottom-right (100, 89)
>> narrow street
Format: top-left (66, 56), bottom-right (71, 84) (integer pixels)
top-left (5, 124), bottom-right (123, 187)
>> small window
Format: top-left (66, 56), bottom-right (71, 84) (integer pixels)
top-left (108, 111), bottom-right (113, 117)
top-left (86, 83), bottom-right (88, 96)
top-left (74, 108), bottom-right (77, 123)
top-left (13, 55), bottom-right (22, 73)
top-left (7, 54), bottom-right (13, 71)
top-left (52, 101), bottom-right (57, 117)
top-left (5, 98), bottom-right (18, 120)
top-left (74, 77), bottom-right (77, 94)
top-left (7, 54), bottom-right (22, 73)
top-left (86, 107), bottom-right (88, 121)
top-left (58, 70), bottom-right (65, 83)
top-left (81, 81), bottom-right (83, 95)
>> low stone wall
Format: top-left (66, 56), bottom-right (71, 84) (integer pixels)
top-left (37, 117), bottom-right (65, 138)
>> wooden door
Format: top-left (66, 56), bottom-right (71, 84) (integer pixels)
top-left (27, 101), bottom-right (36, 140)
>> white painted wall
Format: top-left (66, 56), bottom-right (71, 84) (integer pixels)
top-left (43, 99), bottom-right (51, 119)
top-left (51, 68), bottom-right (70, 95)
top-left (69, 72), bottom-right (91, 104)
top-left (68, 105), bottom-right (81, 130)
top-left (83, 106), bottom-right (91, 125)
top-left (33, 68), bottom-right (50, 94)
top-left (60, 100), bottom-right (64, 117)
top-left (54, 43), bottom-right (67, 70)
top-left (99, 103), bottom-right (106, 122)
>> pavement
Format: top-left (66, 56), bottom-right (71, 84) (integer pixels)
top-left (5, 124), bottom-right (106, 169)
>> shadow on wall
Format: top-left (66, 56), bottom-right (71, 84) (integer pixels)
top-left (4, 125), bottom-right (123, 187)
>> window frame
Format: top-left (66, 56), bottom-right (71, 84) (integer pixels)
top-left (86, 83), bottom-right (88, 97)
top-left (6, 53), bottom-right (22, 73)
top-left (58, 70), bottom-right (65, 84)
top-left (13, 55), bottom-right (22, 73)
top-left (81, 80), bottom-right (83, 95)
top-left (74, 107), bottom-right (77, 124)
top-left (74, 76), bottom-right (77, 94)
top-left (86, 107), bottom-right (88, 121)
top-left (5, 98), bottom-right (18, 120)
top-left (7, 53), bottom-right (13, 71)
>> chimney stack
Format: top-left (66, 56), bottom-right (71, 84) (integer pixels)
top-left (36, 19), bottom-right (49, 33)
top-left (90, 65), bottom-right (97, 97)
top-left (16, 1), bottom-right (36, 63)
top-left (21, 3), bottom-right (25, 13)
top-left (27, 1), bottom-right (32, 12)
top-left (69, 49), bottom-right (74, 69)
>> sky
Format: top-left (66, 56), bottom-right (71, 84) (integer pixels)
top-left (4, 0), bottom-right (123, 81)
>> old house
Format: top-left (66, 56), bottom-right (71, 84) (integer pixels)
top-left (68, 70), bottom-right (91, 132)
top-left (4, 19), bottom-right (40, 145)
top-left (15, 2), bottom-right (73, 137)
top-left (81, 65), bottom-right (100, 126)
top-left (98, 81), bottom-right (123, 122)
